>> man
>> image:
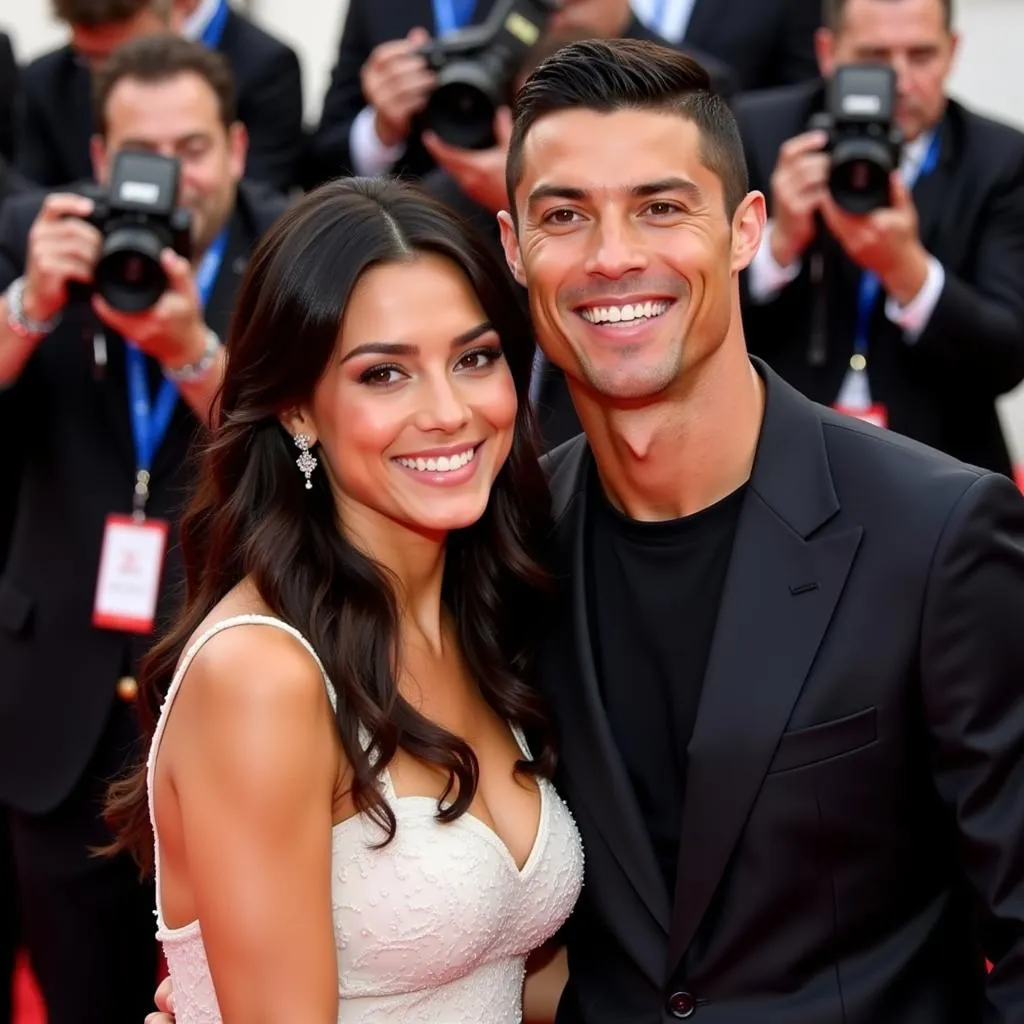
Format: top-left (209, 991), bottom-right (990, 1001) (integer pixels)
top-left (151, 37), bottom-right (1024, 1024)
top-left (0, 34), bottom-right (287, 1023)
top-left (15, 0), bottom-right (303, 192)
top-left (307, 0), bottom-right (736, 187)
top-left (737, 0), bottom-right (1024, 475)
top-left (630, 0), bottom-right (822, 91)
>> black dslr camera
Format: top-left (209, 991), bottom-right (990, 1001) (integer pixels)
top-left (418, 0), bottom-right (557, 150)
top-left (810, 63), bottom-right (903, 215)
top-left (78, 150), bottom-right (192, 313)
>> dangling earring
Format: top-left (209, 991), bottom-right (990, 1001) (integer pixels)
top-left (294, 433), bottom-right (318, 490)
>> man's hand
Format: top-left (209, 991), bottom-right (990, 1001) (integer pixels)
top-left (361, 28), bottom-right (436, 149)
top-left (22, 193), bottom-right (102, 324)
top-left (93, 248), bottom-right (208, 371)
top-left (820, 172), bottom-right (930, 305)
top-left (422, 107), bottom-right (514, 214)
top-left (144, 975), bottom-right (174, 1024)
top-left (768, 129), bottom-right (830, 268)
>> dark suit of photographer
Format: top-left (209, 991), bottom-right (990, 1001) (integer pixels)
top-left (15, 0), bottom-right (303, 194)
top-left (737, 0), bottom-right (1024, 475)
top-left (0, 35), bottom-right (287, 1024)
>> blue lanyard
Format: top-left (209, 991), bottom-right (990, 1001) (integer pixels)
top-left (200, 0), bottom-right (230, 48)
top-left (433, 0), bottom-right (476, 35)
top-left (125, 227), bottom-right (229, 504)
top-left (853, 130), bottom-right (941, 359)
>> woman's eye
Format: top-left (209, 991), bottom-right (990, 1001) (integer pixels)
top-left (457, 346), bottom-right (503, 371)
top-left (359, 365), bottom-right (404, 386)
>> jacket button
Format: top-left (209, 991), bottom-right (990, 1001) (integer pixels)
top-left (667, 990), bottom-right (696, 1018)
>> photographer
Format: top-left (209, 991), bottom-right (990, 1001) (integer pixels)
top-left (307, 0), bottom-right (736, 186)
top-left (15, 0), bottom-right (303, 194)
top-left (737, 0), bottom-right (1024, 475)
top-left (0, 34), bottom-right (286, 1024)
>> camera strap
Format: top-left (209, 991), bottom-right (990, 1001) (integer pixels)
top-left (124, 225), bottom-right (230, 518)
top-left (433, 0), bottom-right (477, 36)
top-left (851, 128), bottom-right (941, 371)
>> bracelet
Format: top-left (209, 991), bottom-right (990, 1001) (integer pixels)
top-left (4, 277), bottom-right (61, 340)
top-left (164, 328), bottom-right (222, 383)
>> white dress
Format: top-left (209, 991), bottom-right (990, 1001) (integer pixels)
top-left (146, 615), bottom-right (585, 1023)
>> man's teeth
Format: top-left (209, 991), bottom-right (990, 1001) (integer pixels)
top-left (394, 447), bottom-right (477, 473)
top-left (580, 300), bottom-right (671, 324)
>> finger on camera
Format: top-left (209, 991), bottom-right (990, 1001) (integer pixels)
top-left (37, 192), bottom-right (95, 223)
top-left (778, 131), bottom-right (829, 170)
top-left (35, 253), bottom-right (96, 285)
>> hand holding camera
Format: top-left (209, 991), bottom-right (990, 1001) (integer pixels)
top-left (22, 151), bottom-right (208, 368)
top-left (768, 129), bottom-right (831, 268)
top-left (22, 193), bottom-right (103, 326)
top-left (362, 28), bottom-right (437, 148)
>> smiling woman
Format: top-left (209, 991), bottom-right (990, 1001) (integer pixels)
top-left (101, 176), bottom-right (584, 1023)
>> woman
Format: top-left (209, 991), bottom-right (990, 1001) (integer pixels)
top-left (106, 177), bottom-right (583, 1022)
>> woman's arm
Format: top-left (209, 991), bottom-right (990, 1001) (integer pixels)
top-left (524, 943), bottom-right (569, 1024)
top-left (166, 627), bottom-right (342, 1023)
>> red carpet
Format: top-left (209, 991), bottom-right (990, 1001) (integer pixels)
top-left (13, 953), bottom-right (44, 1024)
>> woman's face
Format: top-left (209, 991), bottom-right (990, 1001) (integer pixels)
top-left (294, 252), bottom-right (518, 542)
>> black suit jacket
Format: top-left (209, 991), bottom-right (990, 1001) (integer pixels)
top-left (0, 31), bottom-right (17, 164)
top-left (736, 81), bottom-right (1024, 476)
top-left (310, 0), bottom-right (738, 185)
top-left (0, 181), bottom-right (288, 816)
top-left (13, 9), bottom-right (303, 193)
top-left (539, 360), bottom-right (1024, 1023)
top-left (679, 0), bottom-right (820, 92)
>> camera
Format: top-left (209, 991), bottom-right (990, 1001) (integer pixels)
top-left (77, 150), bottom-right (192, 313)
top-left (810, 63), bottom-right (903, 215)
top-left (418, 0), bottom-right (557, 150)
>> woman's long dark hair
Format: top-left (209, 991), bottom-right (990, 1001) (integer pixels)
top-left (106, 177), bottom-right (555, 873)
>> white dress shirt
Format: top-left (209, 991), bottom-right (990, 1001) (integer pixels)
top-left (630, 0), bottom-right (697, 44)
top-left (182, 0), bottom-right (223, 41)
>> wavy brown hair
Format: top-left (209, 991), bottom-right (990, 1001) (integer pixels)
top-left (105, 177), bottom-right (555, 874)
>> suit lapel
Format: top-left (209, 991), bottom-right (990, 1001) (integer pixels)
top-left (668, 364), bottom-right (862, 971)
top-left (542, 443), bottom-right (671, 972)
top-left (60, 55), bottom-right (93, 180)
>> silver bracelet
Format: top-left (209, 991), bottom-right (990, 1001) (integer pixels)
top-left (164, 328), bottom-right (222, 383)
top-left (4, 277), bottom-right (61, 340)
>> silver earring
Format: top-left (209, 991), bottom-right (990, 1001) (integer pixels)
top-left (294, 433), bottom-right (317, 490)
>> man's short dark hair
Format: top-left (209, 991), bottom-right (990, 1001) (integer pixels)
top-left (53, 0), bottom-right (170, 27)
top-left (823, 0), bottom-right (954, 31)
top-left (506, 38), bottom-right (749, 224)
top-left (92, 33), bottom-right (237, 136)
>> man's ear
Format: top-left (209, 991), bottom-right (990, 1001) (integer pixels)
top-left (730, 191), bottom-right (766, 274)
top-left (498, 210), bottom-right (526, 287)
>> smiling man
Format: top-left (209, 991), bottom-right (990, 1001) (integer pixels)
top-left (494, 37), bottom-right (1024, 1024)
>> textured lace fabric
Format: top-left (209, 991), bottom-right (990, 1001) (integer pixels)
top-left (146, 615), bottom-right (584, 1023)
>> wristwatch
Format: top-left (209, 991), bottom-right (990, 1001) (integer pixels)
top-left (164, 328), bottom-right (223, 383)
top-left (4, 277), bottom-right (61, 340)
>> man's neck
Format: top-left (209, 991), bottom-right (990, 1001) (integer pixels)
top-left (572, 338), bottom-right (764, 522)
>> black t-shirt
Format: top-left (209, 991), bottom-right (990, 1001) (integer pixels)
top-left (585, 467), bottom-right (746, 894)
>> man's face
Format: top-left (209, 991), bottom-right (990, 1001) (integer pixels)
top-left (500, 108), bottom-right (763, 403)
top-left (70, 7), bottom-right (176, 70)
top-left (817, 0), bottom-right (957, 143)
top-left (92, 72), bottom-right (247, 254)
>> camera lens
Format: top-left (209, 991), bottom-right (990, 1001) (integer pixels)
top-left (95, 225), bottom-right (168, 313)
top-left (830, 138), bottom-right (897, 215)
top-left (422, 58), bottom-right (504, 150)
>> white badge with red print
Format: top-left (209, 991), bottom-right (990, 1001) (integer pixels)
top-left (92, 514), bottom-right (168, 634)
